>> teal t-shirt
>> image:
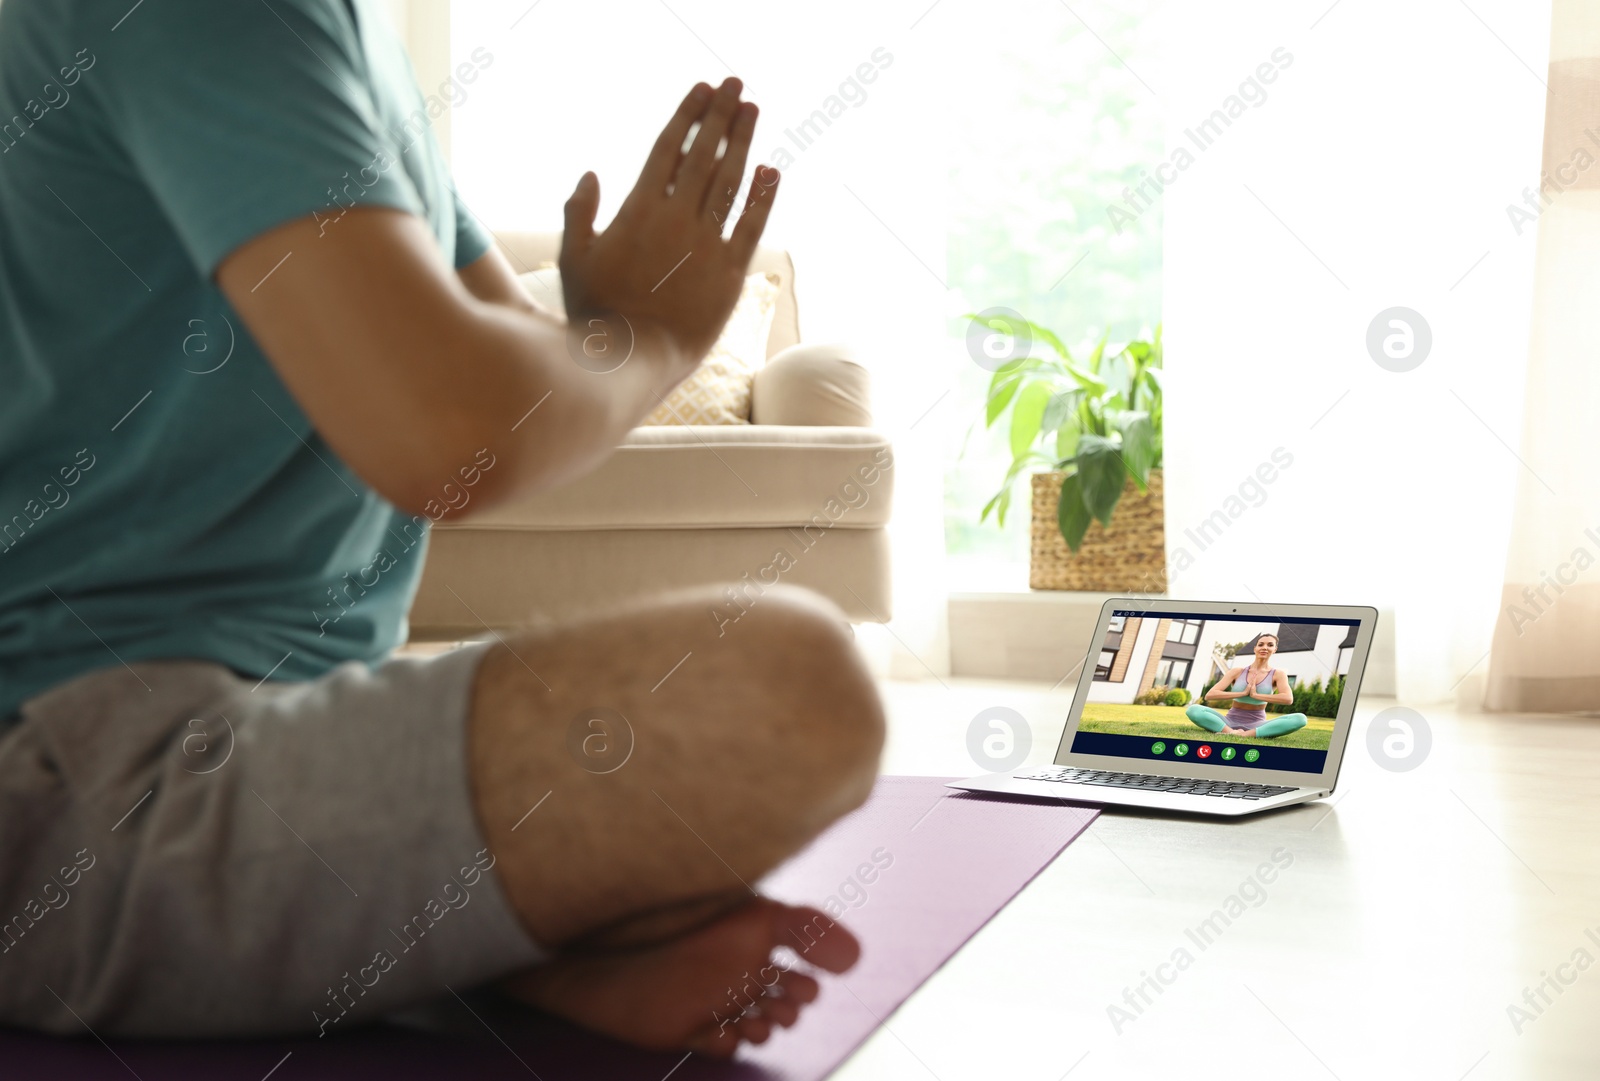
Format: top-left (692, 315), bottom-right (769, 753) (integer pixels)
top-left (0, 0), bottom-right (492, 723)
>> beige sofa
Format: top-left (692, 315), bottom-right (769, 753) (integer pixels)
top-left (406, 231), bottom-right (895, 639)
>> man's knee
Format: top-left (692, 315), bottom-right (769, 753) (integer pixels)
top-left (723, 584), bottom-right (885, 791)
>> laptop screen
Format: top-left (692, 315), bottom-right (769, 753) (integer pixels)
top-left (1068, 609), bottom-right (1362, 775)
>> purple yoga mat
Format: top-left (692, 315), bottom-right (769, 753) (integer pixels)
top-left (0, 777), bottom-right (1096, 1080)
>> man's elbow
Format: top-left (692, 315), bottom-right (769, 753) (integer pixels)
top-left (361, 326), bottom-right (628, 520)
top-left (378, 437), bottom-right (525, 522)
top-left (380, 414), bottom-right (607, 523)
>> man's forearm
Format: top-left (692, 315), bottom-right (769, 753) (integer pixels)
top-left (433, 299), bottom-right (688, 519)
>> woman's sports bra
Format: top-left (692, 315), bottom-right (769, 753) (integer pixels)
top-left (1230, 667), bottom-right (1275, 706)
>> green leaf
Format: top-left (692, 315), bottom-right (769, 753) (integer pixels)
top-left (1040, 390), bottom-right (1079, 435)
top-left (1008, 380), bottom-right (1052, 458)
top-left (984, 355), bottom-right (1061, 427)
top-left (1140, 367), bottom-right (1164, 461)
top-left (1015, 353), bottom-right (1054, 370)
top-left (1135, 364), bottom-right (1161, 423)
top-left (981, 486), bottom-right (1012, 527)
top-left (1079, 396), bottom-right (1102, 438)
top-left (985, 373), bottom-right (1023, 427)
top-left (1055, 408), bottom-right (1083, 463)
top-left (1103, 360), bottom-right (1132, 404)
top-left (1074, 434), bottom-right (1126, 526)
top-left (954, 418), bottom-right (976, 461)
top-left (1057, 472), bottom-right (1093, 552)
top-left (982, 451), bottom-right (1055, 529)
top-left (1011, 318), bottom-right (1073, 362)
top-left (990, 354), bottom-right (1049, 380)
top-left (963, 314), bottom-right (1072, 365)
top-left (1117, 412), bottom-right (1157, 488)
top-left (1064, 364), bottom-right (1107, 396)
top-left (1034, 322), bottom-right (1073, 362)
top-left (1086, 330), bottom-right (1109, 372)
top-left (981, 489), bottom-right (1000, 522)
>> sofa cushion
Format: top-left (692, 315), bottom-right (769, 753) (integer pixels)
top-left (751, 344), bottom-right (872, 427)
top-left (439, 425), bottom-right (894, 531)
top-left (643, 272), bottom-right (781, 425)
top-left (517, 269), bottom-right (783, 425)
top-left (498, 231), bottom-right (800, 355)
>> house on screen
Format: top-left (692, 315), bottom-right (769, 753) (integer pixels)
top-left (1085, 613), bottom-right (1356, 704)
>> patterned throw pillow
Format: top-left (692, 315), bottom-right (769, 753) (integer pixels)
top-left (517, 267), bottom-right (783, 425)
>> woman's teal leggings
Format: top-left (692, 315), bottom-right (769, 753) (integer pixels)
top-left (1184, 703), bottom-right (1308, 739)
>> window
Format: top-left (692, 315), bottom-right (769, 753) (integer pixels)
top-left (941, 1), bottom-right (1162, 585)
top-left (1104, 613), bottom-right (1127, 649)
top-left (1094, 650), bottom-right (1117, 681)
top-left (1167, 619), bottom-right (1203, 646)
top-left (1154, 658), bottom-right (1191, 687)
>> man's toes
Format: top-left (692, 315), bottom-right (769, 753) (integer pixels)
top-left (772, 904), bottom-right (860, 974)
top-left (760, 994), bottom-right (801, 1028)
top-left (775, 968), bottom-right (819, 1005)
top-left (687, 1022), bottom-right (742, 1058)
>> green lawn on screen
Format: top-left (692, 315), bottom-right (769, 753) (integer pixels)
top-left (1077, 703), bottom-right (1335, 751)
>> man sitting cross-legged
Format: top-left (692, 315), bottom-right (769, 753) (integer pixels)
top-left (0, 0), bottom-right (883, 1058)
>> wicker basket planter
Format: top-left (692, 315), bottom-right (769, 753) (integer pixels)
top-left (1030, 470), bottom-right (1167, 592)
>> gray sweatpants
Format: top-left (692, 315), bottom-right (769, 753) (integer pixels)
top-left (0, 642), bottom-right (544, 1037)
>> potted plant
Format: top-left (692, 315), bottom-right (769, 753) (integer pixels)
top-left (968, 314), bottom-right (1165, 591)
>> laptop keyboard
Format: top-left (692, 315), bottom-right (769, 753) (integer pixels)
top-left (1016, 766), bottom-right (1296, 800)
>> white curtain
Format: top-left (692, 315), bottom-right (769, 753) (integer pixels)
top-left (1160, 0), bottom-right (1549, 702)
top-left (1485, 0), bottom-right (1600, 712)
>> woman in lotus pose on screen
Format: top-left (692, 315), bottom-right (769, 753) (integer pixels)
top-left (1184, 633), bottom-right (1308, 738)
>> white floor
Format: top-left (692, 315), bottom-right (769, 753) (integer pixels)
top-left (833, 678), bottom-right (1600, 1081)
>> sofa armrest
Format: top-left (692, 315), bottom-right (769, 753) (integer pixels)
top-left (750, 343), bottom-right (872, 427)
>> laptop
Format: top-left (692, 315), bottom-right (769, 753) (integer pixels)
top-left (949, 598), bottom-right (1378, 816)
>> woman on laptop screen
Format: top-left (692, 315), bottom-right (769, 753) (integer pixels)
top-left (1184, 633), bottom-right (1308, 738)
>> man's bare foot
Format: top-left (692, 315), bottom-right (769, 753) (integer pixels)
top-left (501, 898), bottom-right (860, 1057)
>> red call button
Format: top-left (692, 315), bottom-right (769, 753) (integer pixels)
top-left (1197, 745), bottom-right (1212, 759)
